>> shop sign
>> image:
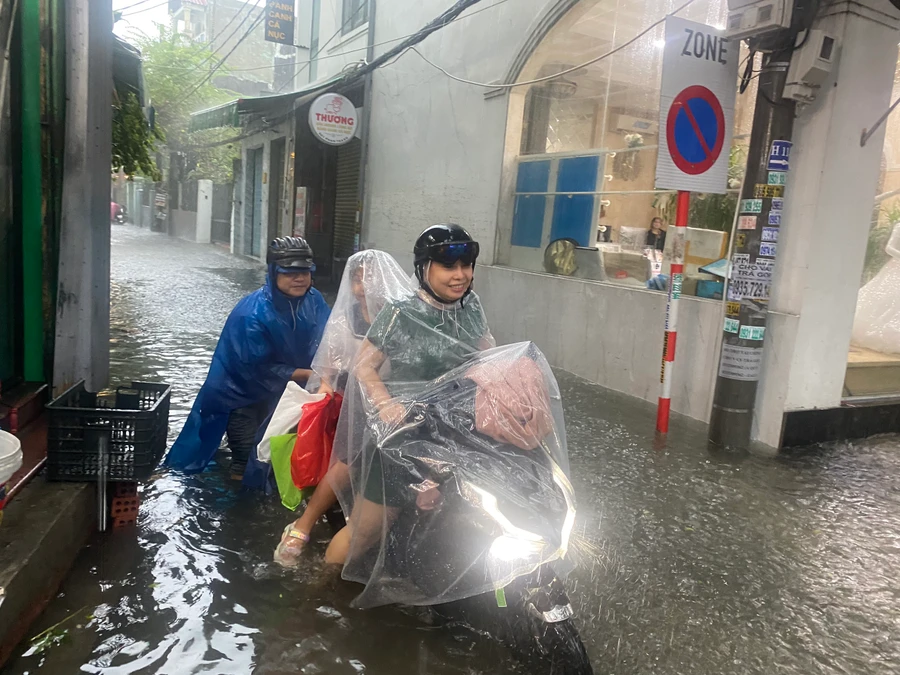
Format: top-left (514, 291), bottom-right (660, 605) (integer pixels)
top-left (309, 93), bottom-right (358, 146)
top-left (265, 0), bottom-right (295, 45)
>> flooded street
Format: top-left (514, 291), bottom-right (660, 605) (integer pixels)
top-left (5, 226), bottom-right (900, 674)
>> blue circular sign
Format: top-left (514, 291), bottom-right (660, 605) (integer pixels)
top-left (666, 85), bottom-right (725, 175)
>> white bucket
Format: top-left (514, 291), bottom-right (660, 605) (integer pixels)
top-left (0, 430), bottom-right (23, 487)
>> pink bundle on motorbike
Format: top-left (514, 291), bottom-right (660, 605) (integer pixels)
top-left (334, 336), bottom-right (576, 610)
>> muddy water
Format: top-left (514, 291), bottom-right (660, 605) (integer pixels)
top-left (4, 226), bottom-right (900, 674)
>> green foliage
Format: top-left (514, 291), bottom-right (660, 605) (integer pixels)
top-left (653, 144), bottom-right (747, 233)
top-left (130, 25), bottom-right (240, 181)
top-left (112, 90), bottom-right (162, 180)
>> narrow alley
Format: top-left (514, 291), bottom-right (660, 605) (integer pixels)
top-left (4, 226), bottom-right (900, 674)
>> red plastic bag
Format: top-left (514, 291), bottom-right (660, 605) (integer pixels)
top-left (290, 393), bottom-right (343, 489)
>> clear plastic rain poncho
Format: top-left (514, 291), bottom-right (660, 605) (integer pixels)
top-left (332, 290), bottom-right (576, 609)
top-left (307, 250), bottom-right (415, 394)
top-left (852, 223), bottom-right (900, 354)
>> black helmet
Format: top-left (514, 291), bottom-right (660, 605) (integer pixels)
top-left (267, 236), bottom-right (315, 270)
top-left (413, 224), bottom-right (480, 304)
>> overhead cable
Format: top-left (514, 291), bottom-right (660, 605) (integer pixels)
top-left (407, 0), bottom-right (697, 89)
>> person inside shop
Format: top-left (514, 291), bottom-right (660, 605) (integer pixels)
top-left (645, 217), bottom-right (667, 251)
top-left (165, 237), bottom-right (331, 480)
top-left (273, 249), bottom-right (413, 567)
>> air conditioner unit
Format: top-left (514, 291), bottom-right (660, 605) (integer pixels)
top-left (725, 0), bottom-right (792, 41)
top-left (614, 115), bottom-right (658, 135)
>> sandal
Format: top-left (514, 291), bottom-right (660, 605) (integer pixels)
top-left (273, 523), bottom-right (310, 568)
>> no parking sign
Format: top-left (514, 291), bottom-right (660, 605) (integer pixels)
top-left (655, 17), bottom-right (739, 194)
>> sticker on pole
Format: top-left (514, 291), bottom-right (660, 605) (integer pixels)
top-left (655, 17), bottom-right (739, 194)
top-left (767, 140), bottom-right (792, 171)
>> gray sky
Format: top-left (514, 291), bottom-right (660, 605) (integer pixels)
top-left (113, 0), bottom-right (266, 43)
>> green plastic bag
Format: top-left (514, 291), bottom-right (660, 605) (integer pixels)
top-left (270, 433), bottom-right (310, 511)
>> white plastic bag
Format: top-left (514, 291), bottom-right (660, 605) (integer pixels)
top-left (256, 382), bottom-right (325, 463)
top-left (852, 224), bottom-right (900, 355)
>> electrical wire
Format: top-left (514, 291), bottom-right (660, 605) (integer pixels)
top-left (406, 0), bottom-right (697, 89)
top-left (115, 0), bottom-right (162, 13)
top-left (120, 0), bottom-right (169, 16)
top-left (187, 0), bottom-right (489, 147)
top-left (182, 10), bottom-right (267, 99)
top-left (194, 4), bottom-right (264, 70)
top-left (151, 0), bottom-right (511, 75)
top-left (274, 0), bottom-right (372, 93)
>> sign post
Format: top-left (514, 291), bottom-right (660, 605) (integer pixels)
top-left (653, 16), bottom-right (739, 436)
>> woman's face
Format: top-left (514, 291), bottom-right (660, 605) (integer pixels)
top-left (651, 218), bottom-right (663, 231)
top-left (351, 268), bottom-right (366, 304)
top-left (427, 261), bottom-right (473, 303)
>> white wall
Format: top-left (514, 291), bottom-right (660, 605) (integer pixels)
top-left (361, 0), bottom-right (551, 265)
top-left (196, 179), bottom-right (213, 244)
top-left (753, 0), bottom-right (900, 446)
top-left (310, 0), bottom-right (370, 82)
top-left (477, 265), bottom-right (723, 421)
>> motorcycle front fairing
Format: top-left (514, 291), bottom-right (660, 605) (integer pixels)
top-left (334, 340), bottom-right (577, 609)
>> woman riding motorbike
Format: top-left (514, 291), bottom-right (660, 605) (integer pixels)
top-left (274, 250), bottom-right (413, 567)
top-left (323, 224), bottom-right (496, 566)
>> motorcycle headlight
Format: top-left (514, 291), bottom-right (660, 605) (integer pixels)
top-left (489, 534), bottom-right (546, 562)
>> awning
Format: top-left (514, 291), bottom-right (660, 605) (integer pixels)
top-left (113, 36), bottom-right (145, 106)
top-left (188, 72), bottom-right (347, 132)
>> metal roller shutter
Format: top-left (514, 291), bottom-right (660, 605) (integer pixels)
top-left (333, 139), bottom-right (362, 262)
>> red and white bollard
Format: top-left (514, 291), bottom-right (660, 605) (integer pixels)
top-left (656, 190), bottom-right (690, 436)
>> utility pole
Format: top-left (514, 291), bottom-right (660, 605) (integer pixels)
top-left (708, 48), bottom-right (796, 449)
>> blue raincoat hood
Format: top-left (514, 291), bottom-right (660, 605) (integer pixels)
top-left (166, 264), bottom-right (331, 473)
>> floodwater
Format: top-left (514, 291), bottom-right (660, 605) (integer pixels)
top-left (4, 225), bottom-right (900, 674)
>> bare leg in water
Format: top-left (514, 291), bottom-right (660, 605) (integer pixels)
top-left (325, 498), bottom-right (399, 565)
top-left (274, 461), bottom-right (350, 567)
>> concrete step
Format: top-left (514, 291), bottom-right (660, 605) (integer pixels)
top-left (0, 478), bottom-right (94, 667)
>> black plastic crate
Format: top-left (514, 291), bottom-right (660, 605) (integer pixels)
top-left (47, 380), bottom-right (171, 482)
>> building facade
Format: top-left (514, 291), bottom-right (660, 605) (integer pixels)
top-left (199, 0), bottom-right (900, 447)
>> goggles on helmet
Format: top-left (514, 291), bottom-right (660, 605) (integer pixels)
top-left (426, 241), bottom-right (480, 266)
top-left (276, 263), bottom-right (315, 275)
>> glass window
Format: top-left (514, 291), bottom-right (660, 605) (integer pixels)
top-left (504, 0), bottom-right (754, 299)
top-left (342, 0), bottom-right (368, 34)
top-left (845, 53), bottom-right (900, 397)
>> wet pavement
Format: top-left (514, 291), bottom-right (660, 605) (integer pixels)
top-left (4, 225), bottom-right (900, 674)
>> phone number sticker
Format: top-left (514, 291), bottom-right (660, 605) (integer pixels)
top-left (724, 318), bottom-right (740, 334)
top-left (740, 199), bottom-right (763, 214)
top-left (762, 227), bottom-right (779, 242)
top-left (759, 242), bottom-right (777, 258)
top-left (739, 325), bottom-right (766, 341)
top-left (728, 278), bottom-right (770, 301)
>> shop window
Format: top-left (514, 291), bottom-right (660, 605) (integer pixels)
top-left (845, 54), bottom-right (900, 398)
top-left (503, 0), bottom-right (757, 298)
top-left (342, 0), bottom-right (368, 34)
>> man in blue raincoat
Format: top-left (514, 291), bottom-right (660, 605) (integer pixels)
top-left (166, 237), bottom-right (331, 478)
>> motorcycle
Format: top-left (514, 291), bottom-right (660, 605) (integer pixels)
top-left (329, 343), bottom-right (594, 675)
